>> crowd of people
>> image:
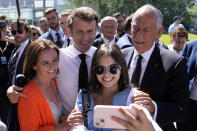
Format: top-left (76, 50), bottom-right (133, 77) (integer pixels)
top-left (0, 3), bottom-right (196, 131)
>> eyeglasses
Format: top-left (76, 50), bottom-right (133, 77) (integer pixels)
top-left (11, 29), bottom-right (23, 35)
top-left (93, 64), bottom-right (121, 75)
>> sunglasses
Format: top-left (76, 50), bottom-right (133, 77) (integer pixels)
top-left (93, 64), bottom-right (121, 75)
top-left (11, 29), bottom-right (23, 35)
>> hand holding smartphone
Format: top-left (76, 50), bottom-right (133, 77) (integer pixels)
top-left (93, 105), bottom-right (136, 129)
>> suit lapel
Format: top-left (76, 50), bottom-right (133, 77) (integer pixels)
top-left (140, 45), bottom-right (164, 92)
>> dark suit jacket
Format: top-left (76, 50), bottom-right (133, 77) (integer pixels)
top-left (93, 37), bottom-right (119, 48)
top-left (181, 40), bottom-right (197, 90)
top-left (122, 44), bottom-right (189, 130)
top-left (13, 39), bottom-right (31, 85)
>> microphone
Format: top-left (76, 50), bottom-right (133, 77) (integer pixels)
top-left (15, 74), bottom-right (28, 88)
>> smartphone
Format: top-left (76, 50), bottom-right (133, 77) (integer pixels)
top-left (93, 105), bottom-right (136, 129)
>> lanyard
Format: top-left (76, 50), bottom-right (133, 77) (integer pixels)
top-left (0, 41), bottom-right (8, 56)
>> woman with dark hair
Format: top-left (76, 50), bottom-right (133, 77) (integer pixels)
top-left (18, 39), bottom-right (68, 131)
top-left (69, 43), bottom-right (132, 130)
top-left (168, 26), bottom-right (188, 54)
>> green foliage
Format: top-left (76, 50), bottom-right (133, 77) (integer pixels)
top-left (160, 32), bottom-right (197, 45)
top-left (65, 0), bottom-right (196, 28)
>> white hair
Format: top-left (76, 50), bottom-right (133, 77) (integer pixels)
top-left (100, 16), bottom-right (117, 26)
top-left (133, 4), bottom-right (163, 29)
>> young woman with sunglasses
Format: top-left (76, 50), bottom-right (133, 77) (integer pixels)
top-left (69, 44), bottom-right (162, 131)
top-left (69, 43), bottom-right (132, 130)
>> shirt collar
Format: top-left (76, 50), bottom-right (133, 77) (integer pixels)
top-left (102, 36), bottom-right (115, 43)
top-left (133, 42), bottom-right (156, 62)
top-left (70, 44), bottom-right (95, 58)
top-left (49, 29), bottom-right (64, 36)
top-left (20, 38), bottom-right (30, 47)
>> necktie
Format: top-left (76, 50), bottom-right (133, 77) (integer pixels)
top-left (131, 55), bottom-right (143, 88)
top-left (78, 54), bottom-right (88, 91)
top-left (56, 33), bottom-right (62, 48)
top-left (67, 38), bottom-right (70, 46)
top-left (8, 45), bottom-right (20, 84)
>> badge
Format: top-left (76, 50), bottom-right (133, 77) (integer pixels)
top-left (1, 56), bottom-right (7, 64)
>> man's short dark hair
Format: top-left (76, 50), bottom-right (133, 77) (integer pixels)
top-left (124, 14), bottom-right (133, 32)
top-left (44, 8), bottom-right (58, 17)
top-left (67, 7), bottom-right (100, 30)
top-left (173, 16), bottom-right (183, 21)
top-left (113, 12), bottom-right (126, 19)
top-left (10, 19), bottom-right (30, 32)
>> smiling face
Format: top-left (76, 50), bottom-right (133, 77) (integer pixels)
top-left (45, 11), bottom-right (60, 31)
top-left (33, 49), bottom-right (59, 81)
top-left (11, 23), bottom-right (29, 44)
top-left (101, 19), bottom-right (117, 40)
top-left (96, 55), bottom-right (120, 90)
top-left (131, 11), bottom-right (162, 54)
top-left (173, 37), bottom-right (187, 51)
top-left (71, 17), bottom-right (97, 53)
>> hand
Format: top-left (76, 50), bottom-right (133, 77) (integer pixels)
top-left (7, 85), bottom-right (26, 104)
top-left (111, 104), bottom-right (156, 131)
top-left (66, 109), bottom-right (83, 130)
top-left (54, 122), bottom-right (68, 131)
top-left (133, 90), bottom-right (155, 113)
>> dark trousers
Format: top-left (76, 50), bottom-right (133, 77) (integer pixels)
top-left (177, 99), bottom-right (197, 131)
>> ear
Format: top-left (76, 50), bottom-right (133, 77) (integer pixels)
top-left (155, 26), bottom-right (163, 41)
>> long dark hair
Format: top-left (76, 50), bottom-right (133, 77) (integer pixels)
top-left (89, 43), bottom-right (130, 95)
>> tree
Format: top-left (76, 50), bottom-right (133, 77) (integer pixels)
top-left (65, 0), bottom-right (195, 29)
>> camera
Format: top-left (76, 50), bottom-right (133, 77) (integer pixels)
top-left (0, 20), bottom-right (7, 38)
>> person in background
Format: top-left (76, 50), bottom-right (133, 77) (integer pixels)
top-left (39, 17), bottom-right (49, 35)
top-left (168, 26), bottom-right (188, 54)
top-left (18, 39), bottom-right (69, 131)
top-left (30, 25), bottom-right (41, 41)
top-left (168, 16), bottom-right (185, 35)
top-left (177, 39), bottom-right (197, 131)
top-left (93, 16), bottom-right (119, 48)
top-left (113, 12), bottom-right (126, 38)
top-left (39, 8), bottom-right (65, 48)
top-left (59, 9), bottom-right (73, 48)
top-left (0, 14), bottom-right (15, 125)
top-left (116, 14), bottom-right (133, 49)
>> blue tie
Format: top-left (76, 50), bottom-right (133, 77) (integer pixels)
top-left (56, 33), bottom-right (62, 48)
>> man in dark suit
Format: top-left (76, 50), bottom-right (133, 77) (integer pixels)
top-left (93, 16), bottom-right (119, 48)
top-left (177, 40), bottom-right (197, 131)
top-left (6, 19), bottom-right (31, 131)
top-left (122, 5), bottom-right (189, 131)
top-left (39, 8), bottom-right (64, 48)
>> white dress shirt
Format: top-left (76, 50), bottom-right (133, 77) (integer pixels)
top-left (128, 43), bottom-right (155, 86)
top-left (102, 36), bottom-right (116, 44)
top-left (128, 43), bottom-right (158, 120)
top-left (62, 36), bottom-right (73, 48)
top-left (49, 29), bottom-right (64, 42)
top-left (56, 44), bottom-right (96, 115)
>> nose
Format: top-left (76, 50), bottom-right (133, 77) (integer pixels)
top-left (135, 30), bottom-right (144, 40)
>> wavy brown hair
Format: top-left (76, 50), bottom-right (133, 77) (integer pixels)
top-left (89, 44), bottom-right (130, 95)
top-left (23, 39), bottom-right (59, 80)
top-left (170, 26), bottom-right (188, 43)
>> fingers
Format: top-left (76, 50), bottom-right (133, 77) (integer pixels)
top-left (67, 110), bottom-right (83, 128)
top-left (111, 116), bottom-right (135, 130)
top-left (7, 85), bottom-right (26, 104)
top-left (111, 107), bottom-right (138, 130)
